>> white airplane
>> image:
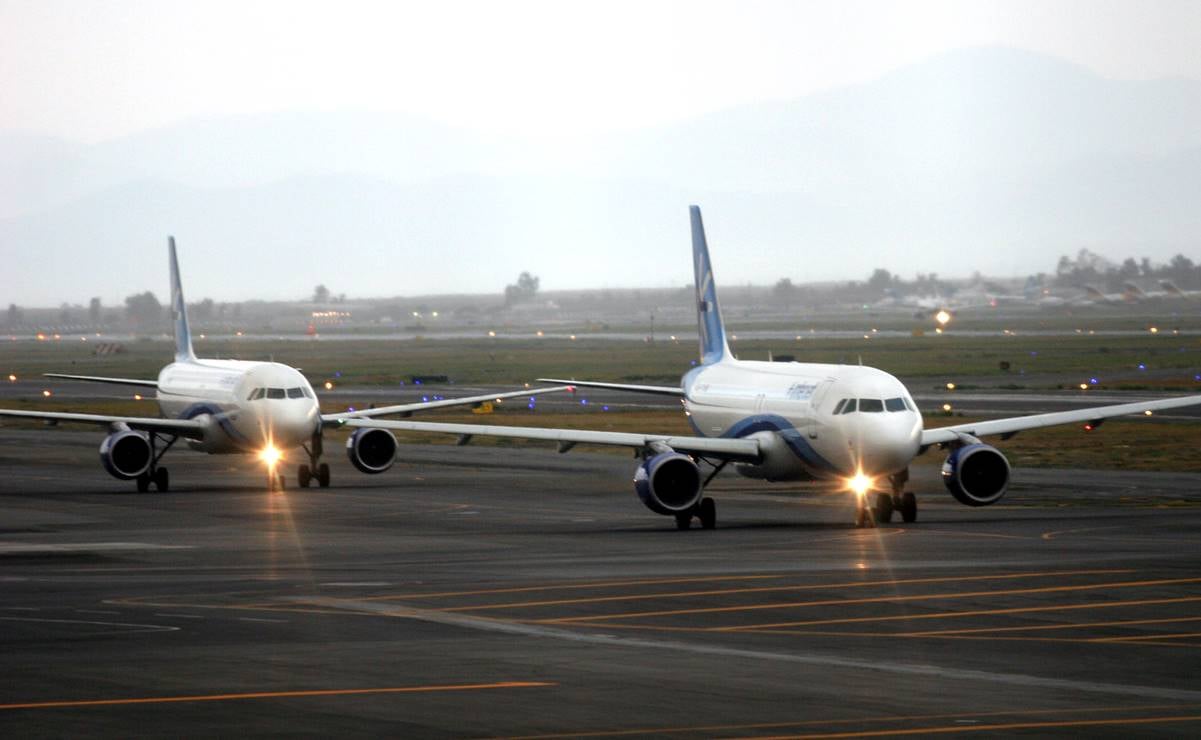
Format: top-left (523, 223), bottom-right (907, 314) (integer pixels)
top-left (1082, 284), bottom-right (1140, 304)
top-left (331, 207), bottom-right (1201, 529)
top-left (1159, 280), bottom-right (1201, 299)
top-left (0, 239), bottom-right (565, 492)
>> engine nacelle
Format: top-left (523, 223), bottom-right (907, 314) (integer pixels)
top-left (942, 443), bottom-right (1011, 506)
top-left (345, 428), bottom-right (397, 474)
top-left (99, 430), bottom-right (153, 480)
top-left (634, 451), bottom-right (702, 515)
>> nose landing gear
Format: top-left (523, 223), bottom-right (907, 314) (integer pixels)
top-left (297, 433), bottom-right (330, 488)
top-left (855, 470), bottom-right (917, 526)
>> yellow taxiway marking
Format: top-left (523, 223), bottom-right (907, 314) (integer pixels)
top-left (1093, 631), bottom-right (1201, 643)
top-left (538, 576), bottom-right (1201, 624)
top-left (361, 573), bottom-right (788, 601)
top-left (0, 681), bottom-right (555, 711)
top-left (902, 615), bottom-right (1201, 637)
top-left (737, 713), bottom-right (1201, 738)
top-left (439, 569), bottom-right (1132, 613)
top-left (725, 596), bottom-right (1201, 632)
top-left (489, 704), bottom-right (1201, 739)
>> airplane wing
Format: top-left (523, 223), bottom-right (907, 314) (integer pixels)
top-left (920, 395), bottom-right (1201, 447)
top-left (44, 373), bottom-right (159, 388)
top-left (322, 385), bottom-right (570, 422)
top-left (0, 408), bottom-right (206, 438)
top-left (336, 417), bottom-right (761, 461)
top-left (536, 378), bottom-right (685, 397)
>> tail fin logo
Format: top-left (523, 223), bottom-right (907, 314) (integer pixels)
top-left (690, 206), bottom-right (732, 365)
top-left (168, 237), bottom-right (197, 363)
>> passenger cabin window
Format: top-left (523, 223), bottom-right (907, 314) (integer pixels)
top-left (266, 388), bottom-right (286, 399)
top-left (858, 398), bottom-right (884, 413)
top-left (247, 388), bottom-right (265, 401)
top-left (287, 387), bottom-right (304, 399)
top-left (885, 397), bottom-right (907, 412)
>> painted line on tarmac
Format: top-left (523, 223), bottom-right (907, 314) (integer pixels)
top-left (0, 681), bottom-right (555, 711)
top-left (302, 596), bottom-right (1201, 703)
top-left (542, 576), bottom-right (1201, 625)
top-left (0, 542), bottom-right (194, 554)
top-left (0, 616), bottom-right (179, 635)
top-left (435, 569), bottom-right (1133, 613)
top-left (737, 713), bottom-right (1201, 738)
top-left (487, 704), bottom-right (1201, 740)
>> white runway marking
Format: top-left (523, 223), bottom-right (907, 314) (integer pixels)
top-left (301, 596), bottom-right (1201, 704)
top-left (0, 542), bottom-right (194, 554)
top-left (0, 616), bottom-right (179, 634)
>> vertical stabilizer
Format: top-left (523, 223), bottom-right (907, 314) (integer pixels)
top-left (690, 206), bottom-right (733, 365)
top-left (168, 237), bottom-right (197, 363)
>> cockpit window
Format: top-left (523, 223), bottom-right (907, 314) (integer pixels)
top-left (858, 398), bottom-right (884, 413)
top-left (287, 387), bottom-right (305, 399)
top-left (266, 388), bottom-right (286, 399)
top-left (247, 388), bottom-right (265, 401)
top-left (832, 398), bottom-right (847, 415)
top-left (885, 397), bottom-right (907, 412)
top-left (840, 398), bottom-right (857, 414)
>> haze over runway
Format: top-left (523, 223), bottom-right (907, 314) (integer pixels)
top-left (3, 1), bottom-right (1201, 304)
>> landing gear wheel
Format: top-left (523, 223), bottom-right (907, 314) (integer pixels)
top-left (874, 492), bottom-right (893, 523)
top-left (899, 492), bottom-right (917, 523)
top-left (697, 497), bottom-right (717, 530)
top-left (153, 467), bottom-right (169, 492)
top-left (674, 512), bottom-right (692, 530)
top-left (136, 473), bottom-right (151, 493)
top-left (317, 463), bottom-right (330, 488)
top-left (298, 464), bottom-right (312, 488)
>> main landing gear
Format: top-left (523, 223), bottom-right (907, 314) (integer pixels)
top-left (135, 432), bottom-right (177, 493)
top-left (856, 470), bottom-right (917, 526)
top-left (675, 497), bottom-right (718, 531)
top-left (297, 432), bottom-right (330, 489)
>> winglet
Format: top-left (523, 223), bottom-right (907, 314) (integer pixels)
top-left (168, 237), bottom-right (197, 363)
top-left (690, 206), bottom-right (733, 365)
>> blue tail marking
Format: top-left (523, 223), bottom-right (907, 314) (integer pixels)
top-left (691, 206), bottom-right (732, 365)
top-left (168, 237), bottom-right (197, 363)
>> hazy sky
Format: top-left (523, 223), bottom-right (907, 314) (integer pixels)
top-left (3, 0), bottom-right (1200, 142)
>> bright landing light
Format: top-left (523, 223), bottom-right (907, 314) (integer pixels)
top-left (846, 471), bottom-right (874, 497)
top-left (259, 445), bottom-right (283, 467)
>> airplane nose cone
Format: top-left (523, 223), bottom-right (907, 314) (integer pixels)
top-left (263, 401), bottom-right (320, 446)
top-left (855, 416), bottom-right (921, 475)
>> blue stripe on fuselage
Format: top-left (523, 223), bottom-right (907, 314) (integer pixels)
top-left (717, 413), bottom-right (838, 473)
top-left (179, 402), bottom-right (250, 445)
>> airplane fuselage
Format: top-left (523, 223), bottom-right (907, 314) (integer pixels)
top-left (682, 360), bottom-right (922, 482)
top-left (156, 360), bottom-right (320, 454)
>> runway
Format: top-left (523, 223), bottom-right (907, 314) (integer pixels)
top-left (1, 429), bottom-right (1199, 737)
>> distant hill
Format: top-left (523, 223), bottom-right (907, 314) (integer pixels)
top-left (2, 46), bottom-right (1199, 305)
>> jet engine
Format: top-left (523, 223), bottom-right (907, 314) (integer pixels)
top-left (99, 430), bottom-right (153, 480)
top-left (942, 443), bottom-right (1010, 506)
top-left (634, 451), bottom-right (702, 515)
top-left (345, 428), bottom-right (398, 474)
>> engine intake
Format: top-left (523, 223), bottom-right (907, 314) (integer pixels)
top-left (345, 428), bottom-right (398, 474)
top-left (942, 443), bottom-right (1010, 506)
top-left (634, 451), bottom-right (702, 515)
top-left (99, 430), bottom-right (153, 480)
